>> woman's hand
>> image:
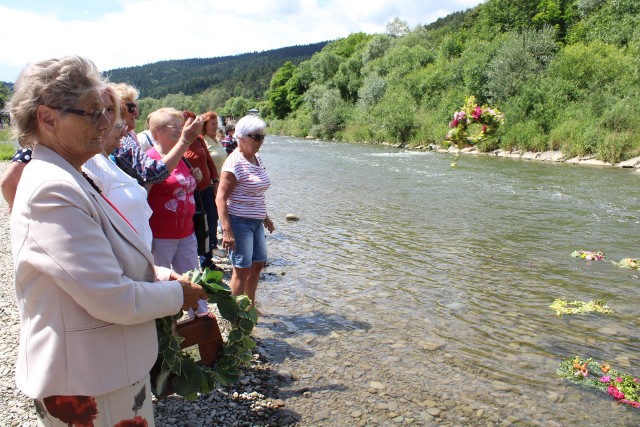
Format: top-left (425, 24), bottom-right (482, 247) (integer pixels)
top-left (191, 167), bottom-right (203, 182)
top-left (180, 115), bottom-right (204, 145)
top-left (222, 228), bottom-right (236, 252)
top-left (177, 275), bottom-right (208, 310)
top-left (263, 216), bottom-right (275, 233)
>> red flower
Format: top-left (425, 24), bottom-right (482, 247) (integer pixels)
top-left (607, 385), bottom-right (625, 400)
top-left (481, 125), bottom-right (487, 134)
top-left (472, 106), bottom-right (482, 121)
top-left (450, 119), bottom-right (459, 128)
top-left (114, 416), bottom-right (149, 427)
top-left (43, 395), bottom-right (98, 427)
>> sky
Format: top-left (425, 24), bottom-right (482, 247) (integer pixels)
top-left (0, 0), bottom-right (484, 83)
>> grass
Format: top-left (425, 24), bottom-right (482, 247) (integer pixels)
top-left (0, 142), bottom-right (15, 160)
top-left (0, 128), bottom-right (16, 160)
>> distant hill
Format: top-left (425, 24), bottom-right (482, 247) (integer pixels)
top-left (105, 41), bottom-right (328, 99)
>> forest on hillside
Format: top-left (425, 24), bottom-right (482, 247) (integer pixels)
top-left (107, 42), bottom-right (327, 122)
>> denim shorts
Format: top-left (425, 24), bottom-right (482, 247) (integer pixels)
top-left (228, 214), bottom-right (267, 268)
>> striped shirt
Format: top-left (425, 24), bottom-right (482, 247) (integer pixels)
top-left (222, 150), bottom-right (270, 219)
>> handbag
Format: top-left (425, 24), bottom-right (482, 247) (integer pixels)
top-left (183, 157), bottom-right (210, 256)
top-left (193, 198), bottom-right (209, 256)
top-left (176, 313), bottom-right (223, 367)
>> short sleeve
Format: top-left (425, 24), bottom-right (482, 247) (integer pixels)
top-left (12, 148), bottom-right (33, 164)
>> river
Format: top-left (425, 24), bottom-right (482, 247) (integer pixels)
top-left (253, 135), bottom-right (640, 426)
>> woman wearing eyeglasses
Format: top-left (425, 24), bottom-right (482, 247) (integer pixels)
top-left (8, 56), bottom-right (207, 426)
top-left (110, 83), bottom-right (197, 188)
top-left (145, 108), bottom-right (209, 316)
top-left (82, 86), bottom-right (155, 251)
top-left (216, 115), bottom-right (274, 313)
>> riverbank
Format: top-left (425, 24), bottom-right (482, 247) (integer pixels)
top-left (422, 144), bottom-right (640, 171)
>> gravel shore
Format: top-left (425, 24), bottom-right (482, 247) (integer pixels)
top-left (0, 161), bottom-right (300, 427)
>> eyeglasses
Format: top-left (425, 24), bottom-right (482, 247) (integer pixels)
top-left (125, 102), bottom-right (138, 113)
top-left (247, 133), bottom-right (265, 142)
top-left (50, 106), bottom-right (108, 125)
top-left (163, 124), bottom-right (182, 130)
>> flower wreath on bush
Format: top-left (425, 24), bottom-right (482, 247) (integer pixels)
top-left (446, 96), bottom-right (505, 149)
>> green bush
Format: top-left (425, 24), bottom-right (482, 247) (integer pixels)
top-left (371, 87), bottom-right (416, 144)
top-left (500, 120), bottom-right (547, 152)
top-left (547, 41), bottom-right (633, 98)
top-left (597, 132), bottom-right (637, 163)
top-left (412, 107), bottom-right (449, 147)
top-left (599, 97), bottom-right (640, 133)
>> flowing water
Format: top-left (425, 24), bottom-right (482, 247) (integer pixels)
top-left (253, 136), bottom-right (640, 426)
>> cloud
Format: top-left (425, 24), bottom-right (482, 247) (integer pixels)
top-left (0, 0), bottom-right (483, 82)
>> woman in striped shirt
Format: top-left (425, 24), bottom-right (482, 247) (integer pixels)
top-left (216, 115), bottom-right (274, 312)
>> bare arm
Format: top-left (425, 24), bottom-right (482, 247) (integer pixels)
top-left (215, 170), bottom-right (238, 251)
top-left (0, 161), bottom-right (27, 212)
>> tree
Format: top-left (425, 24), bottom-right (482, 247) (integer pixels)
top-left (0, 83), bottom-right (11, 112)
top-left (480, 0), bottom-right (539, 32)
top-left (267, 61), bottom-right (296, 119)
top-left (486, 27), bottom-right (559, 101)
top-left (286, 61), bottom-right (314, 111)
top-left (371, 86), bottom-right (416, 143)
top-left (386, 17), bottom-right (410, 37)
top-left (221, 96), bottom-right (252, 119)
top-left (305, 84), bottom-right (349, 138)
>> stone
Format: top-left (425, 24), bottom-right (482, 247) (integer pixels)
top-left (491, 381), bottom-right (512, 392)
top-left (420, 341), bottom-right (445, 351)
top-left (426, 407), bottom-right (441, 416)
top-left (369, 381), bottom-right (386, 390)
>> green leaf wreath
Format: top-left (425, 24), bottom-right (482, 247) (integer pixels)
top-left (613, 258), bottom-right (640, 270)
top-left (153, 268), bottom-right (257, 400)
top-left (549, 299), bottom-right (613, 317)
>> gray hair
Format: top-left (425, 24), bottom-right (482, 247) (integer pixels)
top-left (234, 115), bottom-right (266, 139)
top-left (8, 55), bottom-right (106, 147)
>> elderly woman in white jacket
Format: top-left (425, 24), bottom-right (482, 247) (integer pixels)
top-left (8, 55), bottom-right (207, 426)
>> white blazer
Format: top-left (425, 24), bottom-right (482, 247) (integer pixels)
top-left (10, 144), bottom-right (183, 399)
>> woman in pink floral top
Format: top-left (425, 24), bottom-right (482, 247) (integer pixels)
top-left (146, 109), bottom-right (201, 273)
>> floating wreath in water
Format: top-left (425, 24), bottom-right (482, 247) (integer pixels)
top-left (614, 258), bottom-right (640, 270)
top-left (558, 356), bottom-right (640, 408)
top-left (446, 96), bottom-right (505, 149)
top-left (154, 268), bottom-right (257, 400)
top-left (549, 299), bottom-right (613, 317)
top-left (571, 250), bottom-right (605, 261)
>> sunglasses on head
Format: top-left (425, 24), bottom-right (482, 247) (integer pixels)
top-left (125, 102), bottom-right (137, 113)
top-left (247, 133), bottom-right (265, 142)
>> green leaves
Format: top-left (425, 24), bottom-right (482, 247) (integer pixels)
top-left (152, 267), bottom-right (257, 399)
top-left (549, 299), bottom-right (613, 317)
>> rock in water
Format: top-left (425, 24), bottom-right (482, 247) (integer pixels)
top-left (286, 214), bottom-right (300, 221)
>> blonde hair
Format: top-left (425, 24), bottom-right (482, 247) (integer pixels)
top-left (109, 82), bottom-right (139, 103)
top-left (148, 108), bottom-right (184, 138)
top-left (103, 86), bottom-right (122, 128)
